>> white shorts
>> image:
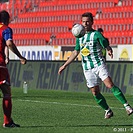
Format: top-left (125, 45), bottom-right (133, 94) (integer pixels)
top-left (83, 64), bottom-right (110, 88)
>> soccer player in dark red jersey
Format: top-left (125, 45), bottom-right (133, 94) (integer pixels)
top-left (0, 10), bottom-right (26, 128)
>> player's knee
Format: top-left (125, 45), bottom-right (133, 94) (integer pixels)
top-left (90, 86), bottom-right (100, 96)
top-left (92, 91), bottom-right (98, 96)
top-left (106, 83), bottom-right (114, 89)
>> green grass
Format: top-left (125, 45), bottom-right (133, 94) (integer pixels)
top-left (0, 88), bottom-right (133, 133)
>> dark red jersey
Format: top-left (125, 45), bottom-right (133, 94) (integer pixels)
top-left (0, 23), bottom-right (13, 66)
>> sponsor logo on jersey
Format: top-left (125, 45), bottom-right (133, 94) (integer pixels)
top-left (81, 47), bottom-right (90, 56)
top-left (80, 43), bottom-right (85, 47)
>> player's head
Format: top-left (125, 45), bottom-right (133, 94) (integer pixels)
top-left (97, 28), bottom-right (104, 34)
top-left (81, 12), bottom-right (94, 31)
top-left (0, 10), bottom-right (10, 26)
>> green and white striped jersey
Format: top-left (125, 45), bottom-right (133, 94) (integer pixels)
top-left (75, 30), bottom-right (109, 70)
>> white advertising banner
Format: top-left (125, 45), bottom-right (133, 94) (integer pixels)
top-left (9, 45), bottom-right (133, 61)
top-left (117, 45), bottom-right (133, 61)
top-left (106, 47), bottom-right (118, 61)
top-left (9, 46), bottom-right (55, 60)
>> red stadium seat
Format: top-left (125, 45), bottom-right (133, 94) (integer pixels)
top-left (1, 0), bottom-right (131, 46)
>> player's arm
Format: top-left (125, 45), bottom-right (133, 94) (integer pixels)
top-left (6, 40), bottom-right (26, 64)
top-left (4, 46), bottom-right (9, 64)
top-left (3, 27), bottom-right (26, 64)
top-left (58, 50), bottom-right (79, 75)
top-left (97, 32), bottom-right (113, 58)
top-left (106, 45), bottom-right (113, 58)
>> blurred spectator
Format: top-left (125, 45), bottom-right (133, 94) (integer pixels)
top-left (47, 34), bottom-right (56, 45)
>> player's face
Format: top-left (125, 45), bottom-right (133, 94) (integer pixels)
top-left (81, 17), bottom-right (93, 32)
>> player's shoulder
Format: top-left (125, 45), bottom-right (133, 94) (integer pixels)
top-left (3, 26), bottom-right (13, 33)
top-left (6, 26), bottom-right (12, 31)
top-left (94, 30), bottom-right (105, 38)
top-left (90, 29), bottom-right (101, 36)
top-left (93, 30), bottom-right (100, 34)
top-left (0, 23), bottom-right (12, 30)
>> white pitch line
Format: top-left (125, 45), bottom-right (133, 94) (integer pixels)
top-left (18, 99), bottom-right (124, 110)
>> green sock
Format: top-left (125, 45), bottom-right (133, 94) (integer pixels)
top-left (111, 86), bottom-right (127, 104)
top-left (93, 93), bottom-right (109, 110)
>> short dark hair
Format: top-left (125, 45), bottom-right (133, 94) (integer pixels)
top-left (0, 10), bottom-right (10, 24)
top-left (97, 28), bottom-right (104, 33)
top-left (81, 12), bottom-right (94, 23)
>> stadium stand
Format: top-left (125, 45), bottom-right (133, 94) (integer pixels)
top-left (0, 0), bottom-right (133, 46)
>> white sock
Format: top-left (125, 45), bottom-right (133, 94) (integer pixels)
top-left (105, 108), bottom-right (111, 112)
top-left (124, 103), bottom-right (129, 108)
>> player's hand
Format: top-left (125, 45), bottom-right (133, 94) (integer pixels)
top-left (58, 65), bottom-right (66, 75)
top-left (107, 46), bottom-right (113, 59)
top-left (20, 57), bottom-right (27, 64)
top-left (108, 50), bottom-right (113, 58)
top-left (5, 57), bottom-right (9, 64)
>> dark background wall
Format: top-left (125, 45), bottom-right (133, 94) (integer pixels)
top-left (7, 60), bottom-right (133, 95)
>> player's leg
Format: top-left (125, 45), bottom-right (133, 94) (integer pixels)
top-left (0, 68), bottom-right (20, 127)
top-left (90, 86), bottom-right (113, 119)
top-left (1, 83), bottom-right (20, 128)
top-left (1, 83), bottom-right (12, 125)
top-left (99, 63), bottom-right (133, 116)
top-left (98, 64), bottom-right (132, 116)
top-left (84, 69), bottom-right (113, 118)
top-left (90, 86), bottom-right (109, 110)
top-left (103, 77), bottom-right (133, 115)
top-left (103, 76), bottom-right (127, 104)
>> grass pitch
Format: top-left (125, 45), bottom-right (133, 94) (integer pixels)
top-left (0, 88), bottom-right (133, 133)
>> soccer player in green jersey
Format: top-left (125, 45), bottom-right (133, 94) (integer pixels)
top-left (58, 12), bottom-right (133, 119)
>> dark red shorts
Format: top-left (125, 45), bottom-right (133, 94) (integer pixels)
top-left (0, 67), bottom-right (10, 85)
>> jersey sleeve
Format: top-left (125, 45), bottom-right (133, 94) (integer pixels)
top-left (96, 31), bottom-right (109, 48)
top-left (2, 27), bottom-right (13, 41)
top-left (74, 38), bottom-right (80, 51)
